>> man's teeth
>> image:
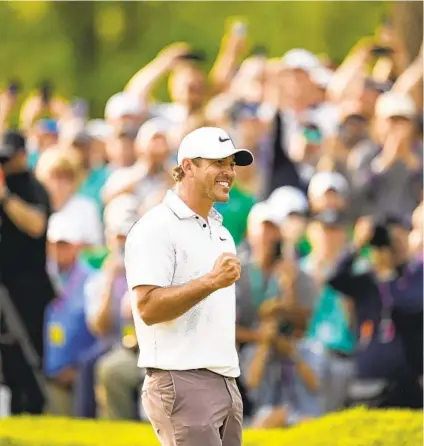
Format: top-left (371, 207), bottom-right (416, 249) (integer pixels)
top-left (217, 181), bottom-right (229, 187)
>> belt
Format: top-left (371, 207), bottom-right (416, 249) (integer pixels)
top-left (145, 367), bottom-right (225, 377)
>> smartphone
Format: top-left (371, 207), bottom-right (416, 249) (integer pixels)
top-left (71, 98), bottom-right (89, 120)
top-left (272, 241), bottom-right (283, 263)
top-left (7, 80), bottom-right (21, 96)
top-left (250, 44), bottom-right (269, 58)
top-left (371, 46), bottom-right (394, 57)
top-left (232, 21), bottom-right (247, 37)
top-left (178, 50), bottom-right (206, 63)
top-left (303, 124), bottom-right (323, 145)
top-left (39, 80), bottom-right (53, 105)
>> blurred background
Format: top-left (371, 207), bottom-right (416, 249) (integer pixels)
top-left (0, 1), bottom-right (422, 118)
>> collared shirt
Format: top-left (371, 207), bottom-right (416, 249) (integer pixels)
top-left (125, 188), bottom-right (240, 377)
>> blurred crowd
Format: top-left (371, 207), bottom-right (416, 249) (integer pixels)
top-left (0, 17), bottom-right (423, 427)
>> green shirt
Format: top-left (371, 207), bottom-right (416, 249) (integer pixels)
top-left (214, 184), bottom-right (256, 246)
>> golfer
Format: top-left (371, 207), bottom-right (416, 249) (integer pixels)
top-left (125, 126), bottom-right (254, 446)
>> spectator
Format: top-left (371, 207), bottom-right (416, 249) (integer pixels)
top-left (44, 214), bottom-right (97, 415)
top-left (27, 118), bottom-right (59, 170)
top-left (101, 119), bottom-right (173, 208)
top-left (0, 130), bottom-right (54, 415)
top-left (36, 148), bottom-right (103, 247)
top-left (328, 219), bottom-right (422, 409)
top-left (74, 194), bottom-right (139, 419)
top-left (104, 92), bottom-right (146, 134)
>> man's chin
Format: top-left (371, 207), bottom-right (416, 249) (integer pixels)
top-left (214, 193), bottom-right (230, 203)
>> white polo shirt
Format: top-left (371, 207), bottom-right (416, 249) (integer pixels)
top-left (125, 189), bottom-right (240, 378)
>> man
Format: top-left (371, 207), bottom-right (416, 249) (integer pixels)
top-left (0, 130), bottom-right (54, 414)
top-left (124, 127), bottom-right (254, 446)
top-left (44, 213), bottom-right (97, 415)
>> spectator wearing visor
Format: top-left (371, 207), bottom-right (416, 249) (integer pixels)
top-left (0, 130), bottom-right (54, 415)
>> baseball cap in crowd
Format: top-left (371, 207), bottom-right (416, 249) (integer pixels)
top-left (105, 92), bottom-right (144, 121)
top-left (177, 127), bottom-right (254, 166)
top-left (36, 118), bottom-right (59, 135)
top-left (281, 49), bottom-right (321, 74)
top-left (85, 119), bottom-right (113, 141)
top-left (247, 201), bottom-right (280, 229)
top-left (0, 130), bottom-right (26, 164)
top-left (308, 172), bottom-right (349, 201)
top-left (230, 101), bottom-right (260, 122)
top-left (104, 194), bottom-right (139, 236)
top-left (375, 92), bottom-right (416, 119)
top-left (310, 66), bottom-right (333, 89)
top-left (267, 186), bottom-right (309, 225)
top-left (135, 118), bottom-right (168, 149)
top-left (310, 209), bottom-right (347, 227)
top-left (47, 214), bottom-right (84, 245)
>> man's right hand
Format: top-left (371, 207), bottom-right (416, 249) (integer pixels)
top-left (209, 252), bottom-right (241, 289)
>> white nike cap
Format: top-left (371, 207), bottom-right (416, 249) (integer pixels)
top-left (177, 127), bottom-right (254, 166)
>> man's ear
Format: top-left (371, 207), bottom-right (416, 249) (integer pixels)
top-left (182, 159), bottom-right (195, 178)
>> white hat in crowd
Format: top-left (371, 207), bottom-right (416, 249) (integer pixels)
top-left (247, 201), bottom-right (280, 228)
top-left (85, 119), bottom-right (113, 141)
top-left (177, 127), bottom-right (254, 166)
top-left (105, 92), bottom-right (144, 120)
top-left (310, 66), bottom-right (334, 89)
top-left (104, 194), bottom-right (139, 236)
top-left (308, 172), bottom-right (349, 201)
top-left (375, 92), bottom-right (416, 119)
top-left (281, 48), bottom-right (321, 74)
top-left (47, 213), bottom-right (85, 245)
top-left (267, 186), bottom-right (309, 225)
top-left (135, 118), bottom-right (168, 150)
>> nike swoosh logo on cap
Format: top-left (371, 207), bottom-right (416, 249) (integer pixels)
top-left (219, 236), bottom-right (227, 241)
top-left (219, 137), bottom-right (231, 143)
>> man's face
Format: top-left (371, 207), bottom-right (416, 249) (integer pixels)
top-left (307, 221), bottom-right (347, 252)
top-left (310, 190), bottom-right (347, 213)
top-left (187, 156), bottom-right (236, 203)
top-left (106, 135), bottom-right (135, 167)
top-left (170, 67), bottom-right (207, 110)
top-left (248, 220), bottom-right (280, 262)
top-left (370, 246), bottom-right (395, 270)
top-left (140, 134), bottom-right (170, 166)
top-left (48, 241), bottom-right (80, 270)
top-left (46, 171), bottom-right (77, 199)
top-left (376, 116), bottom-right (413, 145)
top-left (283, 68), bottom-right (313, 101)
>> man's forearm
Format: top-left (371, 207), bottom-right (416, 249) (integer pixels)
top-left (3, 194), bottom-right (47, 238)
top-left (136, 274), bottom-right (218, 326)
top-left (89, 279), bottom-right (115, 336)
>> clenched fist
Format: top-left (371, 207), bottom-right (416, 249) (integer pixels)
top-left (210, 252), bottom-right (241, 289)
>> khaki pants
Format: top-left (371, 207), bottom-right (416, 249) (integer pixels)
top-left (45, 382), bottom-right (73, 416)
top-left (142, 369), bottom-right (243, 446)
top-left (95, 346), bottom-right (141, 420)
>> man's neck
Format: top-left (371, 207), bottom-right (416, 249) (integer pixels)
top-left (176, 184), bottom-right (213, 220)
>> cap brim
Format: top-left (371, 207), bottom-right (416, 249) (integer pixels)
top-left (233, 149), bottom-right (254, 166)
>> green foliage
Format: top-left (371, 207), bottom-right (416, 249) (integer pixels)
top-left (0, 408), bottom-right (422, 446)
top-left (0, 1), bottom-right (388, 117)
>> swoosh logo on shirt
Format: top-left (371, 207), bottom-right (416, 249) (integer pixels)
top-left (219, 236), bottom-right (227, 241)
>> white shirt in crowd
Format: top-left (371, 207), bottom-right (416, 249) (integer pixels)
top-left (48, 195), bottom-right (103, 246)
top-left (125, 189), bottom-right (240, 378)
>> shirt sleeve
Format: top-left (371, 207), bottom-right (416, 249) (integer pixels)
top-left (124, 217), bottom-right (175, 290)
